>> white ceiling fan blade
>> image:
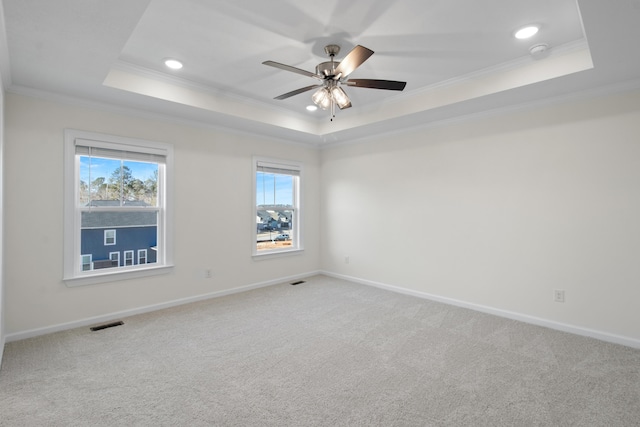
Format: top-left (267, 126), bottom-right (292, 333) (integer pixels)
top-left (333, 45), bottom-right (374, 79)
top-left (262, 61), bottom-right (323, 81)
top-left (274, 84), bottom-right (322, 100)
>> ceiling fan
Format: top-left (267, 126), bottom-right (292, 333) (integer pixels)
top-left (263, 44), bottom-right (406, 120)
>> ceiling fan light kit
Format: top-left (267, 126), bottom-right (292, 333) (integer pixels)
top-left (312, 87), bottom-right (331, 110)
top-left (330, 86), bottom-right (350, 108)
top-left (263, 44), bottom-right (407, 120)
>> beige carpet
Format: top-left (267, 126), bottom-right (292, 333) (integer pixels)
top-left (1, 275), bottom-right (639, 426)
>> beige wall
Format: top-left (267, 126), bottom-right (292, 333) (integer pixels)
top-left (5, 88), bottom-right (640, 346)
top-left (321, 90), bottom-right (640, 343)
top-left (4, 93), bottom-right (320, 335)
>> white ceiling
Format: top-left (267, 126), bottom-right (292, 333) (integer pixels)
top-left (2, 0), bottom-right (640, 145)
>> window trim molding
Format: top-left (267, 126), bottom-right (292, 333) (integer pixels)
top-left (138, 249), bottom-right (147, 264)
top-left (81, 254), bottom-right (92, 271)
top-left (63, 129), bottom-right (174, 287)
top-left (252, 156), bottom-right (303, 258)
top-left (109, 251), bottom-right (120, 267)
top-left (124, 250), bottom-right (134, 266)
top-left (104, 229), bottom-right (116, 246)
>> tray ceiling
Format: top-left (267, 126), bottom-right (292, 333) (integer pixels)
top-left (2, 0), bottom-right (639, 145)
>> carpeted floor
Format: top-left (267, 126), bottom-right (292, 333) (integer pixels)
top-left (1, 275), bottom-right (639, 426)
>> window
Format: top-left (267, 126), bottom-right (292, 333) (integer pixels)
top-left (109, 251), bottom-right (120, 267)
top-left (81, 254), bottom-right (92, 271)
top-left (138, 249), bottom-right (147, 265)
top-left (104, 229), bottom-right (116, 245)
top-left (253, 157), bottom-right (302, 256)
top-left (64, 129), bottom-right (173, 286)
top-left (124, 250), bottom-right (134, 266)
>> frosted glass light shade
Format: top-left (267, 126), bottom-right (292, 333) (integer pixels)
top-left (331, 86), bottom-right (350, 109)
top-left (312, 88), bottom-right (331, 110)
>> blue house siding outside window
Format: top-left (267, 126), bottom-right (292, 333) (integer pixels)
top-left (80, 204), bottom-right (158, 270)
top-left (81, 226), bottom-right (157, 268)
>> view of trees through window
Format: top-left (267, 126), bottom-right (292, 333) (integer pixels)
top-left (79, 157), bottom-right (158, 206)
top-left (65, 129), bottom-right (172, 284)
top-left (78, 156), bottom-right (160, 271)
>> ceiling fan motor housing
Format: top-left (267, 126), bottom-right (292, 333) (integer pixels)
top-left (324, 44), bottom-right (341, 57)
top-left (316, 61), bottom-right (339, 78)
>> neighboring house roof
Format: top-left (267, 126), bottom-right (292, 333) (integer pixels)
top-left (87, 200), bottom-right (151, 207)
top-left (277, 211), bottom-right (291, 222)
top-left (81, 211), bottom-right (157, 228)
top-left (82, 200), bottom-right (157, 228)
top-left (257, 207), bottom-right (293, 222)
top-left (257, 210), bottom-right (275, 222)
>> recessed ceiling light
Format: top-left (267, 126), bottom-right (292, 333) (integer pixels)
top-left (306, 105), bottom-right (318, 112)
top-left (515, 25), bottom-right (539, 39)
top-left (164, 58), bottom-right (183, 70)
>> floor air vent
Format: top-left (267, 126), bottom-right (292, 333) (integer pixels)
top-left (90, 321), bottom-right (124, 331)
top-left (290, 280), bottom-right (305, 286)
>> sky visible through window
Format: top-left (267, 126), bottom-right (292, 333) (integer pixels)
top-left (79, 156), bottom-right (159, 206)
top-left (80, 157), bottom-right (158, 185)
top-left (256, 172), bottom-right (293, 207)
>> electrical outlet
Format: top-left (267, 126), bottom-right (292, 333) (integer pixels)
top-left (205, 269), bottom-right (212, 279)
top-left (344, 256), bottom-right (350, 264)
top-left (554, 289), bottom-right (565, 303)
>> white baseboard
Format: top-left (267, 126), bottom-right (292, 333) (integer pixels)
top-left (7, 270), bottom-right (638, 350)
top-left (5, 271), bottom-right (320, 343)
top-left (322, 271), bottom-right (640, 350)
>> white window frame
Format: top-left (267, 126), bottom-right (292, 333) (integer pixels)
top-left (104, 229), bottom-right (116, 246)
top-left (63, 129), bottom-right (174, 286)
top-left (138, 249), bottom-right (147, 265)
top-left (109, 251), bottom-right (120, 267)
top-left (81, 254), bottom-right (93, 271)
top-left (124, 250), bottom-right (134, 266)
top-left (252, 156), bottom-right (303, 258)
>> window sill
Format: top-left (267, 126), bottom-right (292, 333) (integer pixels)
top-left (64, 264), bottom-right (174, 287)
top-left (252, 247), bottom-right (304, 261)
